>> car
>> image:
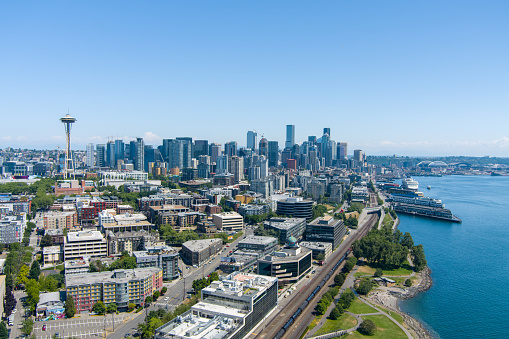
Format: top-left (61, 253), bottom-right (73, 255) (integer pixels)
top-left (42, 325), bottom-right (47, 331)
top-left (164, 297), bottom-right (169, 301)
top-left (209, 261), bottom-right (212, 264)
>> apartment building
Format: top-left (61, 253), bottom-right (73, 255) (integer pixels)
top-left (66, 267), bottom-right (163, 313)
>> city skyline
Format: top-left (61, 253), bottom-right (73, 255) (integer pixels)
top-left (1, 1), bottom-right (508, 156)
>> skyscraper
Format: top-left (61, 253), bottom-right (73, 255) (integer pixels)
top-left (247, 131), bottom-right (257, 150)
top-left (286, 125), bottom-right (295, 148)
top-left (96, 144), bottom-right (106, 167)
top-left (134, 137), bottom-right (144, 171)
top-left (115, 139), bottom-right (125, 164)
top-left (268, 141), bottom-right (279, 167)
top-left (107, 141), bottom-right (116, 168)
top-left (86, 143), bottom-right (95, 167)
top-left (229, 156), bottom-right (244, 183)
top-left (194, 140), bottom-right (209, 158)
top-left (323, 128), bottom-right (331, 137)
top-left (337, 142), bottom-right (348, 160)
top-left (176, 137), bottom-right (193, 168)
top-left (259, 138), bottom-right (268, 157)
top-left (210, 143), bottom-right (222, 164)
top-left (224, 141), bottom-right (237, 157)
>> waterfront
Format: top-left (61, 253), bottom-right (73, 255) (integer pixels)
top-left (398, 175), bottom-right (509, 338)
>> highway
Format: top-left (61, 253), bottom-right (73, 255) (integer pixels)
top-left (249, 213), bottom-right (378, 339)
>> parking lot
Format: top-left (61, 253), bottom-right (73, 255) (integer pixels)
top-left (32, 314), bottom-right (133, 339)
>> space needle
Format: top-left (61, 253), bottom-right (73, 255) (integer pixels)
top-left (60, 114), bottom-right (77, 179)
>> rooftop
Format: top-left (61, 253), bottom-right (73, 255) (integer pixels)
top-left (43, 246), bottom-right (61, 255)
top-left (239, 235), bottom-right (277, 246)
top-left (66, 230), bottom-right (105, 243)
top-left (66, 267), bottom-right (161, 286)
top-left (183, 238), bottom-right (222, 252)
top-left (264, 217), bottom-right (306, 230)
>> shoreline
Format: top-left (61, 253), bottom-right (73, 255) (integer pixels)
top-left (366, 266), bottom-right (434, 339)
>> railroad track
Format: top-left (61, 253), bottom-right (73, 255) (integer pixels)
top-left (255, 213), bottom-right (378, 339)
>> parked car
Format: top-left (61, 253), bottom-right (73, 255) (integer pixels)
top-left (42, 325), bottom-right (47, 331)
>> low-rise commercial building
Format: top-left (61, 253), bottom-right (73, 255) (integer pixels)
top-left (237, 204), bottom-right (270, 217)
top-left (299, 241), bottom-right (332, 260)
top-left (45, 229), bottom-right (65, 245)
top-left (64, 230), bottom-right (108, 260)
top-left (306, 216), bottom-right (346, 249)
top-left (276, 197), bottom-right (313, 221)
top-left (238, 236), bottom-right (277, 254)
top-left (64, 258), bottom-right (90, 276)
top-left (212, 212), bottom-right (244, 233)
top-left (66, 268), bottom-right (163, 313)
top-left (133, 246), bottom-right (179, 280)
top-left (182, 238), bottom-right (222, 266)
top-left (257, 237), bottom-right (312, 284)
top-left (155, 272), bottom-right (278, 339)
top-left (263, 217), bottom-right (306, 243)
top-left (43, 246), bottom-right (62, 265)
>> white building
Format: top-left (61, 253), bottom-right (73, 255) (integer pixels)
top-left (64, 230), bottom-right (108, 260)
top-left (212, 212), bottom-right (244, 233)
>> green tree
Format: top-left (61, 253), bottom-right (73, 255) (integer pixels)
top-left (0, 322), bottom-right (8, 339)
top-left (161, 287), bottom-right (167, 295)
top-left (21, 318), bottom-right (34, 336)
top-left (374, 268), bottom-right (383, 278)
top-left (17, 264), bottom-right (30, 285)
top-left (404, 279), bottom-right (413, 287)
top-left (412, 244), bottom-right (427, 271)
top-left (26, 279), bottom-right (40, 313)
top-left (153, 291), bottom-right (160, 300)
top-left (316, 253), bottom-right (325, 261)
top-left (28, 261), bottom-right (41, 281)
top-left (128, 303), bottom-right (136, 311)
top-left (316, 301), bottom-right (328, 315)
top-left (329, 306), bottom-right (341, 320)
top-left (339, 289), bottom-right (354, 309)
top-left (145, 296), bottom-right (153, 305)
top-left (334, 274), bottom-right (345, 286)
top-left (358, 319), bottom-right (376, 335)
top-left (356, 279), bottom-right (373, 295)
top-left (107, 303), bottom-right (118, 314)
top-left (65, 294), bottom-right (76, 318)
top-left (40, 234), bottom-right (54, 247)
top-left (335, 303), bottom-right (344, 315)
top-left (93, 301), bottom-right (106, 315)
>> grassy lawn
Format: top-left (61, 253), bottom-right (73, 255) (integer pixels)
top-left (347, 298), bottom-right (377, 314)
top-left (355, 265), bottom-right (375, 276)
top-left (376, 305), bottom-right (405, 326)
top-left (314, 313), bottom-right (357, 336)
top-left (348, 315), bottom-right (407, 339)
top-left (382, 214), bottom-right (394, 228)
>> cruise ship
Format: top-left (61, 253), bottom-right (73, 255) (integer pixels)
top-left (402, 177), bottom-right (419, 191)
top-left (388, 194), bottom-right (461, 223)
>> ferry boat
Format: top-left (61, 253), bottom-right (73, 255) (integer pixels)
top-left (388, 193), bottom-right (461, 223)
top-left (402, 178), bottom-right (419, 191)
top-left (427, 186), bottom-right (431, 190)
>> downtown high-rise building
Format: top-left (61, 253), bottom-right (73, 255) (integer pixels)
top-left (228, 155), bottom-right (244, 183)
top-left (107, 141), bottom-right (116, 168)
top-left (96, 144), bottom-right (106, 167)
top-left (286, 124), bottom-right (295, 148)
top-left (210, 143), bottom-right (222, 164)
top-left (115, 139), bottom-right (125, 164)
top-left (134, 137), bottom-right (144, 171)
top-left (337, 142), bottom-right (348, 160)
top-left (259, 137), bottom-right (268, 157)
top-left (194, 140), bottom-right (208, 158)
top-left (323, 128), bottom-right (331, 137)
top-left (224, 141), bottom-right (237, 157)
top-left (247, 131), bottom-right (257, 150)
top-left (86, 143), bottom-right (95, 167)
top-left (268, 141), bottom-right (279, 167)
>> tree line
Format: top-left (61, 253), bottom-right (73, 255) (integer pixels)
top-left (352, 228), bottom-right (427, 271)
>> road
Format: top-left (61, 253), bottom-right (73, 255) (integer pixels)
top-left (108, 227), bottom-right (253, 339)
top-left (248, 213), bottom-right (378, 339)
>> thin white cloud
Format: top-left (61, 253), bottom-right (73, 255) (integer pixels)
top-left (143, 131), bottom-right (162, 143)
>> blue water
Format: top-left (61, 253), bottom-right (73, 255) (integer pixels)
top-left (397, 175), bottom-right (509, 339)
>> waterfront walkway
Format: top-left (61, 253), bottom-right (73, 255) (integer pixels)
top-left (305, 263), bottom-right (413, 339)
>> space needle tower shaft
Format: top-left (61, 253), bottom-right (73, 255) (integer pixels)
top-left (60, 114), bottom-right (77, 179)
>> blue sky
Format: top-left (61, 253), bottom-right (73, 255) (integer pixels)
top-left (1, 1), bottom-right (508, 156)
